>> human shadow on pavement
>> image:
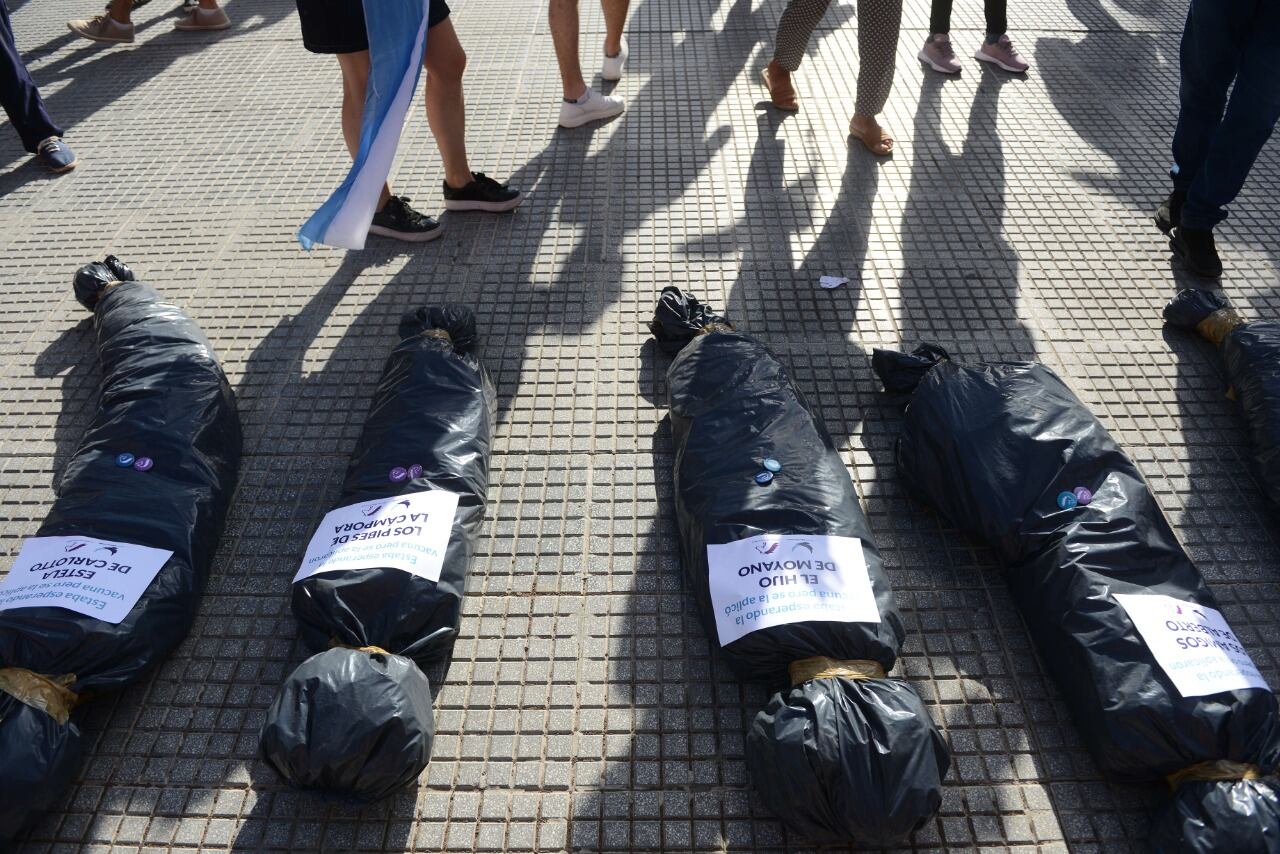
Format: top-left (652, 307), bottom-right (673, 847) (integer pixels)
top-left (896, 67), bottom-right (1033, 357)
top-left (467, 0), bottom-right (854, 427)
top-left (680, 108), bottom-right (880, 328)
top-left (33, 316), bottom-right (97, 490)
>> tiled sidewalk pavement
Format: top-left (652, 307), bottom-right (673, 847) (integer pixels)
top-left (2, 0), bottom-right (1279, 850)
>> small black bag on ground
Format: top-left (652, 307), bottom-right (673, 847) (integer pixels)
top-left (259, 306), bottom-right (494, 803)
top-left (1165, 288), bottom-right (1280, 509)
top-left (873, 344), bottom-right (1280, 853)
top-left (0, 258), bottom-right (241, 840)
top-left (650, 288), bottom-right (950, 848)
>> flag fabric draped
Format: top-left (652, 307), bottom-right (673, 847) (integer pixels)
top-left (297, 0), bottom-right (430, 250)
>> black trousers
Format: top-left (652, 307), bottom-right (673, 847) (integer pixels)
top-left (929, 0), bottom-right (1007, 35)
top-left (1, 1), bottom-right (61, 152)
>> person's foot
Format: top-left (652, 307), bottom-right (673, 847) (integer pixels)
top-left (443, 172), bottom-right (524, 212)
top-left (36, 137), bottom-right (77, 173)
top-left (558, 87), bottom-right (625, 128)
top-left (975, 34), bottom-right (1029, 73)
top-left (1156, 190), bottom-right (1185, 235)
top-left (1171, 226), bottom-right (1223, 278)
top-left (602, 35), bottom-right (628, 81)
top-left (174, 6), bottom-right (231, 30)
top-left (368, 196), bottom-right (443, 242)
top-left (850, 114), bottom-right (894, 156)
top-left (919, 33), bottom-right (962, 74)
top-left (761, 61), bottom-right (798, 111)
top-left (68, 14), bottom-right (135, 44)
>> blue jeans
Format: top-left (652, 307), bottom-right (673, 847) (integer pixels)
top-left (1171, 0), bottom-right (1280, 230)
top-left (1, 0), bottom-right (61, 153)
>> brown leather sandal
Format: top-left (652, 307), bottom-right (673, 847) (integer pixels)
top-left (762, 65), bottom-right (799, 112)
top-left (849, 117), bottom-right (894, 156)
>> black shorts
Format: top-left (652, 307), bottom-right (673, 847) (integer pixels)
top-left (296, 0), bottom-right (451, 54)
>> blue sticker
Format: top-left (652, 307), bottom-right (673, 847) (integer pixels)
top-left (754, 471), bottom-right (774, 485)
top-left (762, 458), bottom-right (782, 473)
top-left (1056, 491), bottom-right (1078, 510)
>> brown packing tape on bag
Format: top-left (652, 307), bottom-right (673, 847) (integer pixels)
top-left (1166, 759), bottom-right (1263, 791)
top-left (330, 641), bottom-right (394, 657)
top-left (1195, 308), bottom-right (1245, 347)
top-left (789, 656), bottom-right (887, 687)
top-left (421, 329), bottom-right (452, 343)
top-left (698, 322), bottom-right (735, 336)
top-left (0, 667), bottom-right (79, 726)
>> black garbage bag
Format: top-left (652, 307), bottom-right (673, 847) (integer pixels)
top-left (0, 257), bottom-right (241, 840)
top-left (872, 344), bottom-right (1280, 853)
top-left (259, 306), bottom-right (494, 803)
top-left (650, 288), bottom-right (950, 847)
top-left (1165, 288), bottom-right (1280, 509)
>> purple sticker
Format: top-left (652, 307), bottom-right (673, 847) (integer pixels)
top-left (408, 464), bottom-right (424, 480)
top-left (1074, 487), bottom-right (1093, 506)
top-left (389, 467), bottom-right (408, 483)
top-left (132, 456), bottom-right (154, 472)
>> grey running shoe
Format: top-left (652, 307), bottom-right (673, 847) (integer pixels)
top-left (919, 34), bottom-right (961, 74)
top-left (975, 34), bottom-right (1029, 73)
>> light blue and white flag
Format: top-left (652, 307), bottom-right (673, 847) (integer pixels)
top-left (297, 0), bottom-right (430, 250)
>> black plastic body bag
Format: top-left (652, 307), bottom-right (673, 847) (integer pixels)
top-left (650, 288), bottom-right (949, 847)
top-left (0, 258), bottom-right (241, 840)
top-left (260, 306), bottom-right (494, 803)
top-left (873, 344), bottom-right (1280, 853)
top-left (1165, 288), bottom-right (1280, 510)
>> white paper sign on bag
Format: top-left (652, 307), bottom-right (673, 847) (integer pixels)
top-left (707, 534), bottom-right (879, 646)
top-left (294, 490), bottom-right (460, 584)
top-left (0, 535), bottom-right (173, 624)
top-left (1114, 593), bottom-right (1271, 697)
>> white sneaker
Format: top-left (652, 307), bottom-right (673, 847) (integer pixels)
top-left (602, 35), bottom-right (629, 81)
top-left (558, 87), bottom-right (625, 128)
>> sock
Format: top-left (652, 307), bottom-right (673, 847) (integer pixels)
top-left (565, 88), bottom-right (593, 105)
top-left (984, 32), bottom-right (1002, 44)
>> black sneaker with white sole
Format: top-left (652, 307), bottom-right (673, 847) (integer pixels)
top-left (442, 172), bottom-right (523, 213)
top-left (368, 196), bottom-right (443, 243)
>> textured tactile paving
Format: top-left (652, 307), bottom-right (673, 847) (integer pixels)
top-left (2, 0), bottom-right (1279, 849)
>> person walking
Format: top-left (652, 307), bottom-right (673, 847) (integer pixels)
top-left (2, 0), bottom-right (76, 172)
top-left (550, 0), bottom-right (630, 128)
top-left (292, 0), bottom-right (522, 243)
top-left (917, 0), bottom-right (1029, 75)
top-left (69, 0), bottom-right (232, 43)
top-left (760, 0), bottom-right (902, 155)
top-left (1156, 0), bottom-right (1280, 278)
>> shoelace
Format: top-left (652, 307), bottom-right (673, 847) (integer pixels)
top-left (471, 172), bottom-right (508, 191)
top-left (38, 138), bottom-right (62, 155)
top-left (390, 197), bottom-right (433, 226)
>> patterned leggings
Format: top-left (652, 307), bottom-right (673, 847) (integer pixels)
top-left (772, 0), bottom-right (903, 117)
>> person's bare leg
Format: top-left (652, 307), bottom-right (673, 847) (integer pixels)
top-left (423, 18), bottom-right (473, 190)
top-left (550, 0), bottom-right (586, 100)
top-left (602, 0), bottom-right (628, 57)
top-left (197, 0), bottom-right (219, 9)
top-left (337, 51), bottom-right (393, 209)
